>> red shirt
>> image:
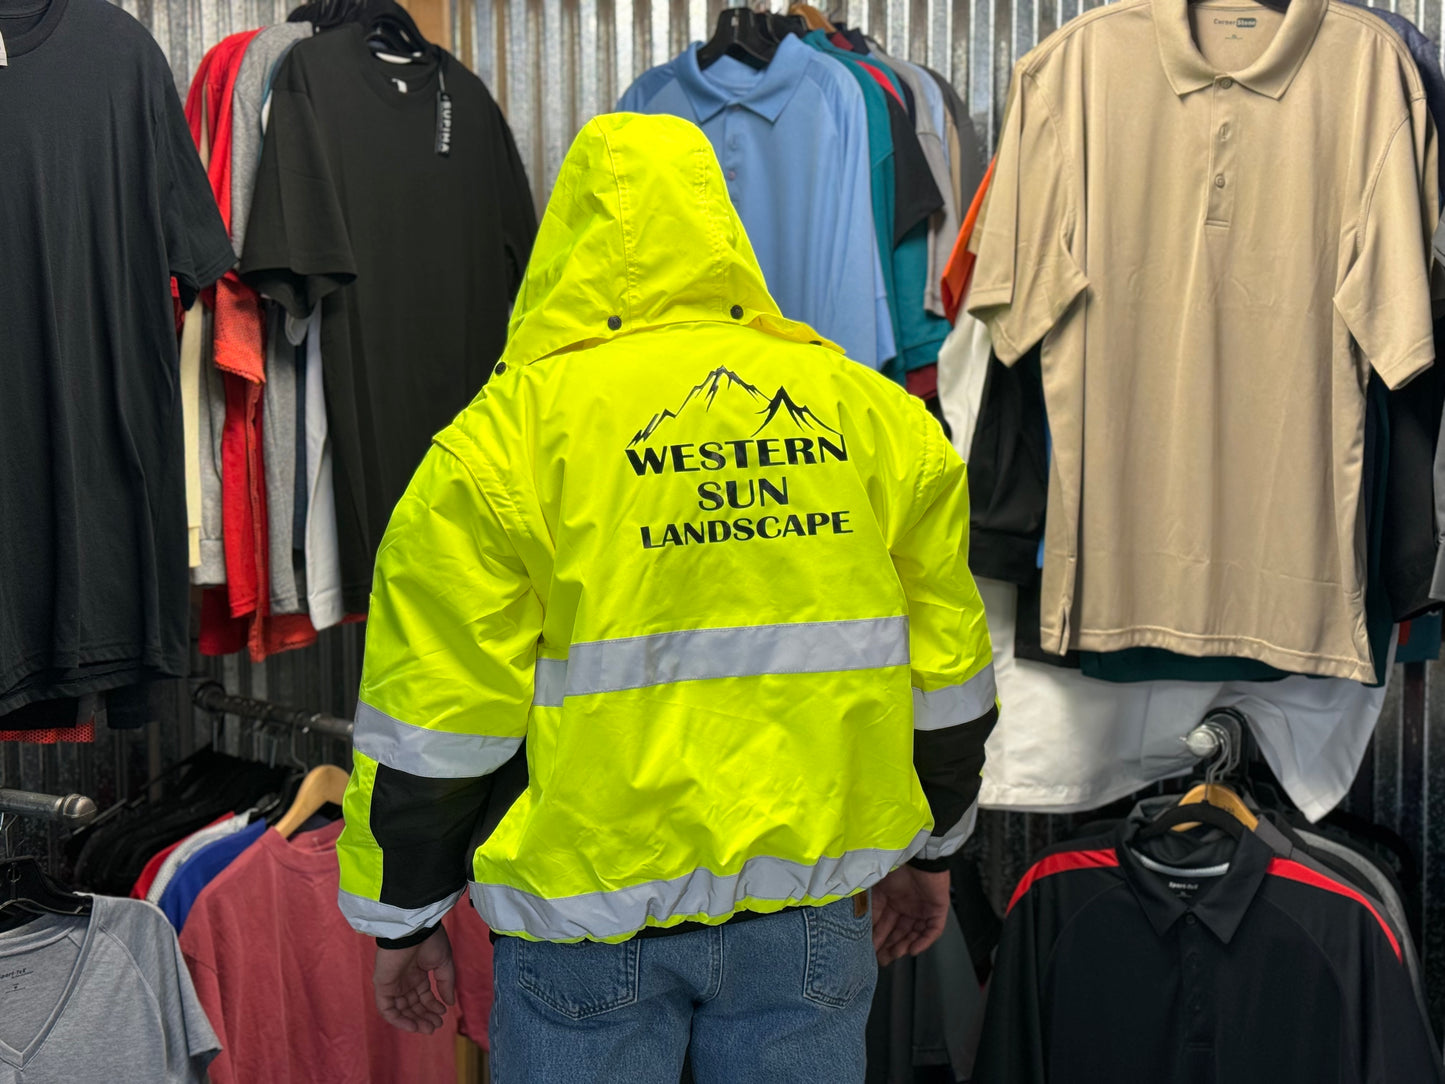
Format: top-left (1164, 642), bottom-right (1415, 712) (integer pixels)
top-left (180, 820), bottom-right (488, 1082)
top-left (186, 34), bottom-right (317, 661)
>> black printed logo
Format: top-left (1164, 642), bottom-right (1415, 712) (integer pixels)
top-left (624, 367), bottom-right (854, 549)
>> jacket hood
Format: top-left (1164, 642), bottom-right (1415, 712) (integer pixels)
top-left (499, 112), bottom-right (838, 367)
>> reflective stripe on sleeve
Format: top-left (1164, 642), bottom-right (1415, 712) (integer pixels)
top-left (912, 664), bottom-right (997, 731)
top-left (530, 616), bottom-right (909, 706)
top-left (532, 657), bottom-right (568, 708)
top-left (353, 702), bottom-right (522, 779)
top-left (337, 886), bottom-right (465, 940)
top-left (917, 801), bottom-right (979, 861)
top-left (471, 828), bottom-right (929, 942)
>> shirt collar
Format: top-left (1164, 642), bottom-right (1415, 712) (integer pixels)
top-left (1152, 0), bottom-right (1326, 99)
top-left (1115, 816), bottom-right (1273, 944)
top-left (674, 33), bottom-right (811, 124)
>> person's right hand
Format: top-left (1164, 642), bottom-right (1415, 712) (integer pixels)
top-left (373, 926), bottom-right (456, 1034)
top-left (871, 866), bottom-right (951, 967)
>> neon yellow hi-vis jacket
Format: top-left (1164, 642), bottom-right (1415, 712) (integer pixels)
top-left (337, 113), bottom-right (997, 945)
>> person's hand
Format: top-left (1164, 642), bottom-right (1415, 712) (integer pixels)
top-left (373, 926), bottom-right (456, 1034)
top-left (871, 866), bottom-right (951, 967)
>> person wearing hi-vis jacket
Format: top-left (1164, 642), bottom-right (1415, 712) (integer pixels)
top-left (336, 112), bottom-right (998, 1083)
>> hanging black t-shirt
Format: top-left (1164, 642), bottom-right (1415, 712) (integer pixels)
top-left (0, 0), bottom-right (234, 717)
top-left (241, 27), bottom-right (537, 613)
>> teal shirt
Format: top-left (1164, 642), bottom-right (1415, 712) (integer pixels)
top-left (802, 32), bottom-right (903, 383)
top-left (803, 33), bottom-right (950, 377)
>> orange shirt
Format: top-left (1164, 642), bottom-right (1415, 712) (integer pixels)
top-left (940, 156), bottom-right (995, 324)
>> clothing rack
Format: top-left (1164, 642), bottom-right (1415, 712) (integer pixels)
top-left (0, 789), bottom-right (98, 826)
top-left (190, 681), bottom-right (355, 742)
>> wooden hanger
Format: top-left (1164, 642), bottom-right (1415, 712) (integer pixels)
top-left (788, 3), bottom-right (836, 32)
top-left (1173, 782), bottom-right (1259, 832)
top-left (275, 765), bottom-right (349, 839)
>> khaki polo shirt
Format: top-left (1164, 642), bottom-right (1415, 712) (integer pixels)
top-left (968, 0), bottom-right (1438, 682)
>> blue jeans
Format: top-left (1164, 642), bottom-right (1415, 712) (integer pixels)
top-left (490, 896), bottom-right (877, 1083)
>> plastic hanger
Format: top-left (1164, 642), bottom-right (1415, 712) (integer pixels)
top-left (0, 814), bottom-right (91, 933)
top-left (759, 13), bottom-right (808, 43)
top-left (274, 765), bottom-right (349, 839)
top-left (697, 7), bottom-right (777, 70)
top-left (363, 0), bottom-right (432, 61)
top-left (1137, 800), bottom-right (1247, 842)
top-left (788, 3), bottom-right (837, 32)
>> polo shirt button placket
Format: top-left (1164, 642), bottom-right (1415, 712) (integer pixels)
top-left (1205, 80), bottom-right (1238, 228)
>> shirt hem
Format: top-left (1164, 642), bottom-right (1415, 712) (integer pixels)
top-left (1042, 623), bottom-right (1375, 682)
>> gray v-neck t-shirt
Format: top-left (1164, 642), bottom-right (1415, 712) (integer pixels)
top-left (0, 895), bottom-right (218, 1082)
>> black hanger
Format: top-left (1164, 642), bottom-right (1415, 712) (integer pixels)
top-left (1137, 800), bottom-right (1248, 842)
top-left (0, 857), bottom-right (91, 933)
top-left (759, 13), bottom-right (808, 44)
top-left (697, 7), bottom-right (777, 70)
top-left (361, 0), bottom-right (433, 60)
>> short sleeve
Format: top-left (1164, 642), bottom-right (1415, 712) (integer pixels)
top-left (126, 901), bottom-right (222, 1083)
top-left (888, 94), bottom-right (944, 242)
top-left (156, 81), bottom-right (234, 309)
top-left (966, 67), bottom-right (1088, 364)
top-left (238, 62), bottom-right (356, 318)
top-left (1334, 100), bottom-right (1440, 390)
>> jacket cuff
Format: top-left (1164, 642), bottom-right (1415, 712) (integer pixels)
top-left (908, 855), bottom-right (953, 873)
top-left (376, 924), bottom-right (440, 951)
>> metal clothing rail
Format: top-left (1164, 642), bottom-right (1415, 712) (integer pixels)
top-left (191, 681), bottom-right (355, 742)
top-left (0, 789), bottom-right (98, 826)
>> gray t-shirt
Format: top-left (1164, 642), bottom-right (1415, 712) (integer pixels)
top-left (0, 895), bottom-right (218, 1083)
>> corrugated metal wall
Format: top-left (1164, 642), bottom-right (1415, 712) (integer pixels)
top-left (2, 0), bottom-right (1440, 1044)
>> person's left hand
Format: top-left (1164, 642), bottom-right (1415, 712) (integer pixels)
top-left (373, 926), bottom-right (456, 1034)
top-left (871, 866), bottom-right (951, 967)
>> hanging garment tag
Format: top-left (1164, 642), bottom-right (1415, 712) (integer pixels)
top-left (392, 77), bottom-right (408, 93)
top-left (434, 68), bottom-right (452, 157)
top-left (0, 31), bottom-right (9, 67)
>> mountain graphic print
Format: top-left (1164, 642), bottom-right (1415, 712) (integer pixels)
top-left (628, 367), bottom-right (841, 448)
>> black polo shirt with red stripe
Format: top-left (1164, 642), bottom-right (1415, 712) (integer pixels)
top-left (973, 821), bottom-right (1442, 1084)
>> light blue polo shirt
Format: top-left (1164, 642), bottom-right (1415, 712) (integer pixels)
top-left (619, 36), bottom-right (895, 371)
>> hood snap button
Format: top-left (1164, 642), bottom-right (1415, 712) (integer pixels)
top-left (607, 315), bottom-right (622, 331)
top-left (493, 362), bottom-right (507, 375)
top-left (730, 304), bottom-right (744, 319)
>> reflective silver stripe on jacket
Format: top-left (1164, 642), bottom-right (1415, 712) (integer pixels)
top-left (470, 829), bottom-right (929, 942)
top-left (531, 616), bottom-right (909, 708)
top-left (337, 886), bottom-right (464, 940)
top-left (918, 802), bottom-right (979, 862)
top-left (353, 702), bottom-right (522, 779)
top-left (912, 665), bottom-right (997, 731)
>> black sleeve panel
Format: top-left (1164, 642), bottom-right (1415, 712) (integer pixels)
top-left (913, 704), bottom-right (999, 841)
top-left (371, 764), bottom-right (493, 911)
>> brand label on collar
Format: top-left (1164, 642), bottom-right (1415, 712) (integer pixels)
top-left (1168, 879), bottom-right (1203, 902)
top-left (1212, 15), bottom-right (1256, 26)
top-left (0, 31), bottom-right (9, 67)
